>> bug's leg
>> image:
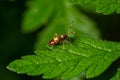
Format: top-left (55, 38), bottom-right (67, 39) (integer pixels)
top-left (64, 39), bottom-right (74, 47)
top-left (67, 22), bottom-right (72, 35)
top-left (54, 33), bottom-right (59, 37)
top-left (62, 41), bottom-right (65, 50)
top-left (46, 45), bottom-right (51, 50)
top-left (46, 45), bottom-right (54, 50)
top-left (68, 41), bottom-right (73, 47)
top-left (68, 21), bottom-right (73, 33)
top-left (51, 45), bottom-right (54, 49)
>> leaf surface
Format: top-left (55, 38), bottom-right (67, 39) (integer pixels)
top-left (7, 34), bottom-right (120, 79)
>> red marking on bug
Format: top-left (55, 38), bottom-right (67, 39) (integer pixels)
top-left (49, 39), bottom-right (56, 46)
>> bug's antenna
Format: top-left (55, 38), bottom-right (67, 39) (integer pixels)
top-left (68, 21), bottom-right (73, 34)
top-left (67, 21), bottom-right (75, 38)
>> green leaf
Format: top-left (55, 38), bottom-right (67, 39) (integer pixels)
top-left (67, 0), bottom-right (120, 14)
top-left (111, 68), bottom-right (120, 80)
top-left (7, 34), bottom-right (120, 79)
top-left (22, 0), bottom-right (54, 33)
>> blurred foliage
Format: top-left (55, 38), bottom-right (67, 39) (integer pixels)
top-left (111, 67), bottom-right (120, 80)
top-left (68, 0), bottom-right (120, 14)
top-left (0, 0), bottom-right (120, 80)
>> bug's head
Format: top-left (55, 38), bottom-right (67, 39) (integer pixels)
top-left (49, 39), bottom-right (55, 46)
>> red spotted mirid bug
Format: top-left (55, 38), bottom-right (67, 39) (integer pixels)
top-left (48, 22), bottom-right (75, 49)
top-left (49, 33), bottom-right (68, 46)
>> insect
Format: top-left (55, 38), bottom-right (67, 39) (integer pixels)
top-left (49, 22), bottom-right (74, 49)
top-left (49, 33), bottom-right (68, 46)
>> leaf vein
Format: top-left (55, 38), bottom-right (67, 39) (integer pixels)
top-left (80, 40), bottom-right (111, 52)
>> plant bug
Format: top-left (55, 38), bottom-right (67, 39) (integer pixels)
top-left (48, 22), bottom-right (75, 49)
top-left (49, 33), bottom-right (68, 46)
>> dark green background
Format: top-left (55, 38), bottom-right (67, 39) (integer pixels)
top-left (0, 0), bottom-right (120, 80)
